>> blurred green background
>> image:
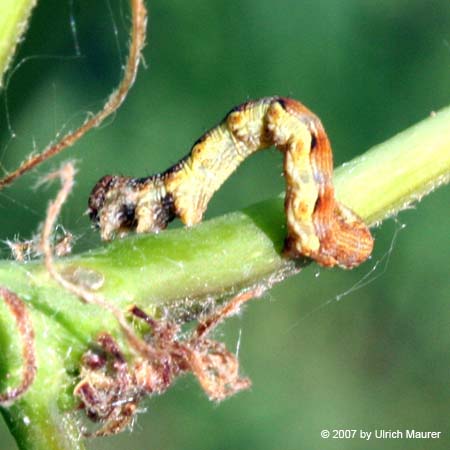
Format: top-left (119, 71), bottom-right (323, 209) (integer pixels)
top-left (0, 0), bottom-right (449, 449)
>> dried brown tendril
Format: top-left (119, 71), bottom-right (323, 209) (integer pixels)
top-left (40, 162), bottom-right (156, 360)
top-left (0, 287), bottom-right (36, 406)
top-left (0, 0), bottom-right (147, 191)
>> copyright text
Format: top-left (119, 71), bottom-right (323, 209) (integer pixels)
top-left (320, 429), bottom-right (442, 440)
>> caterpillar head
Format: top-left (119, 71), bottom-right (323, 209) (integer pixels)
top-left (88, 175), bottom-right (175, 240)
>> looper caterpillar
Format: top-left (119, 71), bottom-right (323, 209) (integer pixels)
top-left (88, 97), bottom-right (373, 269)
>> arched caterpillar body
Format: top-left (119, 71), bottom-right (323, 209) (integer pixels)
top-left (88, 97), bottom-right (373, 268)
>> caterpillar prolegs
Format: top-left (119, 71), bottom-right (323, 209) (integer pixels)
top-left (88, 97), bottom-right (373, 269)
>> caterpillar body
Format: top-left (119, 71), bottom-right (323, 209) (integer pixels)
top-left (88, 97), bottom-right (373, 269)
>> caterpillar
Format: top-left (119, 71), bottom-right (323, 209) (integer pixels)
top-left (88, 97), bottom-right (373, 269)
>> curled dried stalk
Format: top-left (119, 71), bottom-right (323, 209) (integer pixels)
top-left (39, 162), bottom-right (158, 360)
top-left (0, 286), bottom-right (36, 406)
top-left (0, 0), bottom-right (147, 191)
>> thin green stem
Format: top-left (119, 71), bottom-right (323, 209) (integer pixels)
top-left (0, 105), bottom-right (449, 450)
top-left (0, 0), bottom-right (38, 88)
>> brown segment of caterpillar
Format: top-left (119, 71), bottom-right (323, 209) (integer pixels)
top-left (88, 97), bottom-right (373, 269)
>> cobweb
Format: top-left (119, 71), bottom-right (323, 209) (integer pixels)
top-left (283, 217), bottom-right (406, 336)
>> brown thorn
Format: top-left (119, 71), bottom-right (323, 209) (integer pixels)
top-left (129, 305), bottom-right (160, 332)
top-left (0, 287), bottom-right (37, 406)
top-left (0, 0), bottom-right (147, 191)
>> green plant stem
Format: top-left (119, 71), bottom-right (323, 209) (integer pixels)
top-left (0, 105), bottom-right (449, 450)
top-left (0, 0), bottom-right (38, 88)
top-left (333, 109), bottom-right (450, 226)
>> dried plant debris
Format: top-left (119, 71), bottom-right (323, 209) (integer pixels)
top-left (76, 289), bottom-right (262, 436)
top-left (5, 226), bottom-right (74, 262)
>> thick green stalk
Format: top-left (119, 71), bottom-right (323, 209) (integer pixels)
top-left (334, 109), bottom-right (450, 226)
top-left (0, 105), bottom-right (449, 450)
top-left (0, 0), bottom-right (38, 87)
